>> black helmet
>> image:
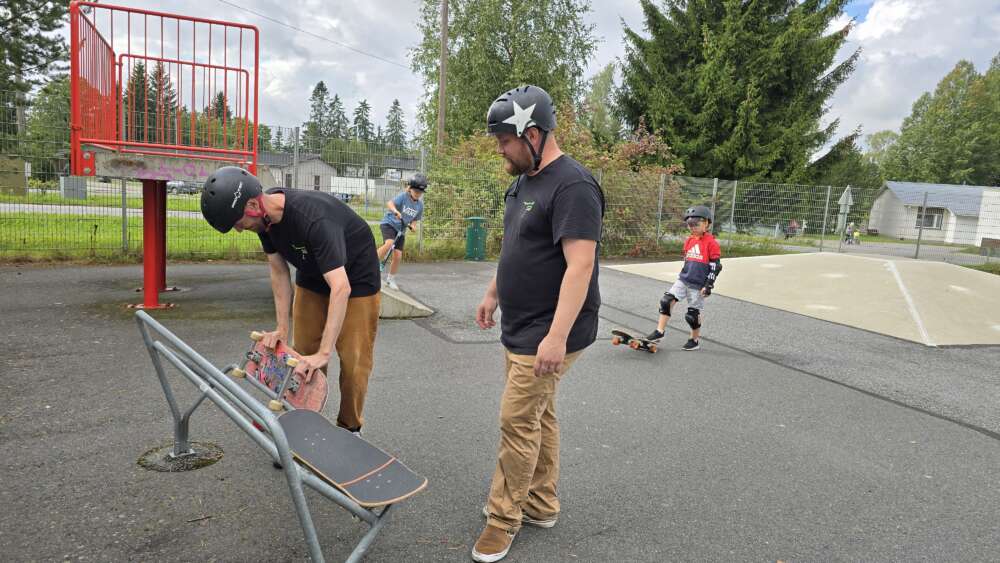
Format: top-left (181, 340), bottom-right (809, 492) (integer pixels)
top-left (486, 85), bottom-right (557, 137)
top-left (200, 166), bottom-right (262, 233)
top-left (407, 173), bottom-right (428, 191)
top-left (487, 85), bottom-right (556, 171)
top-left (683, 205), bottom-right (713, 224)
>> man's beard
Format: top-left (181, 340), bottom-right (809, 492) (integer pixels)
top-left (503, 154), bottom-right (532, 176)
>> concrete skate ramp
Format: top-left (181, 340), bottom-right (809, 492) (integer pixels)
top-left (610, 253), bottom-right (1000, 347)
top-left (379, 286), bottom-right (433, 319)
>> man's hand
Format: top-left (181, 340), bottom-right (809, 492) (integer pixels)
top-left (394, 210), bottom-right (403, 219)
top-left (701, 287), bottom-right (712, 297)
top-left (260, 329), bottom-right (287, 349)
top-left (408, 223), bottom-right (416, 232)
top-left (476, 295), bottom-right (498, 329)
top-left (294, 352), bottom-right (331, 383)
top-left (534, 334), bottom-right (566, 377)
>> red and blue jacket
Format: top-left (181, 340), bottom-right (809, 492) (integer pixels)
top-left (678, 233), bottom-right (722, 289)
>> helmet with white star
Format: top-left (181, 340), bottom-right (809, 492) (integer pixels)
top-left (486, 85), bottom-right (556, 137)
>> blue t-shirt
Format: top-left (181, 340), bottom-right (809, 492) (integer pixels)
top-left (380, 191), bottom-right (424, 230)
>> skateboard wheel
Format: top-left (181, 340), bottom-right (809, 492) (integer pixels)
top-left (250, 331), bottom-right (264, 341)
top-left (285, 357), bottom-right (299, 368)
top-left (230, 368), bottom-right (245, 378)
top-left (611, 336), bottom-right (621, 346)
top-left (629, 340), bottom-right (640, 350)
top-left (268, 399), bottom-right (284, 412)
top-left (649, 345), bottom-right (658, 353)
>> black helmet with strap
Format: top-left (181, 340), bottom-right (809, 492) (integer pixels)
top-left (683, 205), bottom-right (713, 224)
top-left (486, 85), bottom-right (556, 171)
top-left (407, 173), bottom-right (428, 191)
top-left (200, 166), bottom-right (262, 233)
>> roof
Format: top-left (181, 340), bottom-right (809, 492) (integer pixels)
top-left (257, 151), bottom-right (324, 167)
top-left (883, 181), bottom-right (1000, 217)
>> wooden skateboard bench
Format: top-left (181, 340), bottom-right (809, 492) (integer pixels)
top-left (135, 311), bottom-right (427, 562)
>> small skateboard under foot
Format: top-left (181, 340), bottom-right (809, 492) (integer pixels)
top-left (611, 330), bottom-right (658, 353)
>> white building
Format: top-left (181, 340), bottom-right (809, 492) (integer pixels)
top-left (867, 181), bottom-right (1000, 246)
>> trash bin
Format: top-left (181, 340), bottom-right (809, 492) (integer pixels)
top-left (465, 216), bottom-right (488, 261)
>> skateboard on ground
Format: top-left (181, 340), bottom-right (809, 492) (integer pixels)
top-left (232, 331), bottom-right (329, 412)
top-left (611, 329), bottom-right (658, 353)
top-left (278, 409), bottom-right (428, 507)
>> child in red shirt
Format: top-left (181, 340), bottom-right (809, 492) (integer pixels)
top-left (646, 205), bottom-right (722, 350)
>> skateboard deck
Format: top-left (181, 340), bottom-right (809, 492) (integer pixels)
top-left (278, 409), bottom-right (428, 507)
top-left (611, 329), bottom-right (658, 353)
top-left (236, 331), bottom-right (329, 412)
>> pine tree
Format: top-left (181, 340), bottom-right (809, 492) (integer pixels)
top-left (303, 81), bottom-right (331, 148)
top-left (618, 0), bottom-right (858, 182)
top-left (328, 94), bottom-right (350, 139)
top-left (352, 99), bottom-right (374, 142)
top-left (384, 99), bottom-right (407, 147)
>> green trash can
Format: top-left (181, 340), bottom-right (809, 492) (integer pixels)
top-left (465, 216), bottom-right (488, 261)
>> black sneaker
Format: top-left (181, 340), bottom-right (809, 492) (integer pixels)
top-left (682, 339), bottom-right (700, 351)
top-left (645, 329), bottom-right (664, 342)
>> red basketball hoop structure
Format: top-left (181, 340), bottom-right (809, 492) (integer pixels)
top-left (70, 1), bottom-right (259, 308)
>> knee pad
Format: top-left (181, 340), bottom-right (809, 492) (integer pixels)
top-left (659, 293), bottom-right (677, 315)
top-left (685, 307), bottom-right (701, 329)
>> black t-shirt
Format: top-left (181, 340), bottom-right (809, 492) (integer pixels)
top-left (258, 188), bottom-right (380, 297)
top-left (496, 155), bottom-right (605, 355)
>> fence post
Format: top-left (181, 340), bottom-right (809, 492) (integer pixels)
top-left (418, 145), bottom-right (427, 254)
top-left (914, 191), bottom-right (928, 260)
top-left (820, 185), bottom-right (831, 252)
top-left (121, 178), bottom-right (128, 253)
top-left (657, 173), bottom-right (665, 244)
top-left (291, 126), bottom-right (300, 189)
top-left (727, 180), bottom-right (737, 249)
top-left (710, 177), bottom-right (718, 233)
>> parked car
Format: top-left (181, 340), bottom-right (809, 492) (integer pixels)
top-left (166, 180), bottom-right (201, 194)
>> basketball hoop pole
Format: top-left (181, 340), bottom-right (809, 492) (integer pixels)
top-left (134, 179), bottom-right (173, 309)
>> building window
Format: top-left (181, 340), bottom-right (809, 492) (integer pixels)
top-left (284, 173), bottom-right (292, 188)
top-left (915, 207), bottom-right (944, 229)
top-left (313, 175), bottom-right (321, 190)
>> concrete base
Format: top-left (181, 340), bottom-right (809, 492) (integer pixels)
top-left (379, 286), bottom-right (433, 319)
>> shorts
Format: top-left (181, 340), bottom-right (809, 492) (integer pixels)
top-left (668, 279), bottom-right (705, 310)
top-left (380, 224), bottom-right (405, 250)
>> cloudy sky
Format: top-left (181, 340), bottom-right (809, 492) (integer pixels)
top-left (77, 0), bottom-right (999, 147)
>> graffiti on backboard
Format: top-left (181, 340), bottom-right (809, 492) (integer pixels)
top-left (100, 156), bottom-right (223, 182)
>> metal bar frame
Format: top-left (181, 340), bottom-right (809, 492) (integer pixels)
top-left (135, 311), bottom-right (395, 563)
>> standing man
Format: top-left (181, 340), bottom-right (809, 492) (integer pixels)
top-left (200, 166), bottom-right (381, 434)
top-left (473, 85), bottom-right (605, 562)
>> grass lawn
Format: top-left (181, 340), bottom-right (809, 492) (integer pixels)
top-left (2, 210), bottom-right (800, 263)
top-left (966, 262), bottom-right (1000, 276)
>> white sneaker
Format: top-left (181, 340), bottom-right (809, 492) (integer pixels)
top-left (387, 279), bottom-right (399, 290)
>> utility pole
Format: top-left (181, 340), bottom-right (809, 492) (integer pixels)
top-left (436, 0), bottom-right (448, 148)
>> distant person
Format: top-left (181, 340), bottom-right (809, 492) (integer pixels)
top-left (376, 173), bottom-right (427, 290)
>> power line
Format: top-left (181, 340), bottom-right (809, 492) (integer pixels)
top-left (215, 0), bottom-right (410, 70)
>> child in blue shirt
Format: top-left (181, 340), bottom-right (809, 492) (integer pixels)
top-left (377, 173), bottom-right (427, 289)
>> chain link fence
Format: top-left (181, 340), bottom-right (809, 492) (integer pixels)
top-left (3, 89), bottom-right (998, 265)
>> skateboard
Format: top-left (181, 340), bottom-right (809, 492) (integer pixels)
top-left (278, 409), bottom-right (428, 507)
top-left (231, 331), bottom-right (329, 412)
top-left (611, 330), bottom-right (658, 353)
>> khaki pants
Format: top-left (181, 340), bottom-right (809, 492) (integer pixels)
top-left (292, 286), bottom-right (380, 431)
top-left (485, 349), bottom-right (583, 532)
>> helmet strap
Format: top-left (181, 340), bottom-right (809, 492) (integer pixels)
top-left (243, 195), bottom-right (272, 231)
top-left (522, 129), bottom-right (549, 172)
